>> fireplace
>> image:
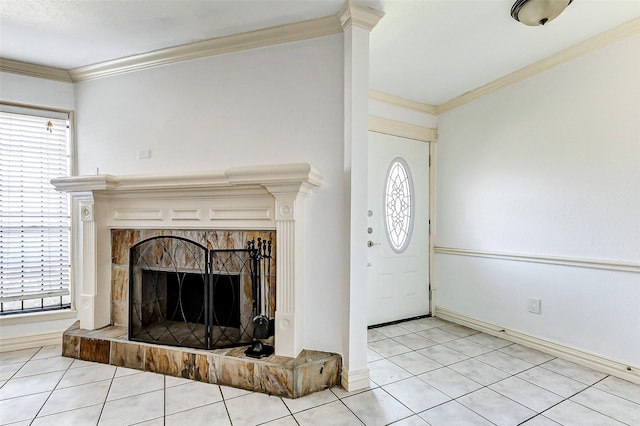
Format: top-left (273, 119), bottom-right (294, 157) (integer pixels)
top-left (53, 163), bottom-right (322, 358)
top-left (54, 164), bottom-right (344, 398)
top-left (128, 235), bottom-right (273, 351)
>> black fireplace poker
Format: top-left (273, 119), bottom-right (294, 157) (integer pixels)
top-left (245, 238), bottom-right (274, 359)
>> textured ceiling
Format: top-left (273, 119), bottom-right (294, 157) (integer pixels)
top-left (1, 0), bottom-right (638, 106)
top-left (369, 0), bottom-right (640, 105)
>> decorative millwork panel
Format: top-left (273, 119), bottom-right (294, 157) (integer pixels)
top-left (114, 209), bottom-right (164, 221)
top-left (80, 202), bottom-right (94, 222)
top-left (275, 220), bottom-right (296, 313)
top-left (209, 207), bottom-right (272, 221)
top-left (171, 208), bottom-right (201, 221)
top-left (275, 198), bottom-right (297, 222)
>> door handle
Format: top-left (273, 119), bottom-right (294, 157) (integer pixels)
top-left (367, 241), bottom-right (381, 248)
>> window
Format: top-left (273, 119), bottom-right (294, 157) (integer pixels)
top-left (0, 105), bottom-right (72, 314)
top-left (384, 157), bottom-right (414, 253)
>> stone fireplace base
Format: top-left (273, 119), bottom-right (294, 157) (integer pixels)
top-left (62, 321), bottom-right (341, 399)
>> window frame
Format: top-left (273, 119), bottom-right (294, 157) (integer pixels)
top-left (0, 101), bottom-right (77, 319)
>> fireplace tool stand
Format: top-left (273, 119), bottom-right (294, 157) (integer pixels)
top-left (245, 238), bottom-right (274, 358)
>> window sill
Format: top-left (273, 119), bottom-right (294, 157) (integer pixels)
top-left (0, 309), bottom-right (77, 326)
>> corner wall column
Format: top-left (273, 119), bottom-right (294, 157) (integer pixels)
top-left (340, 1), bottom-right (384, 391)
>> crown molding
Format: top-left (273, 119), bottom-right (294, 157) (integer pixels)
top-left (369, 89), bottom-right (438, 115)
top-left (437, 16), bottom-right (640, 115)
top-left (0, 58), bottom-right (71, 83)
top-left (338, 1), bottom-right (385, 31)
top-left (69, 14), bottom-right (344, 82)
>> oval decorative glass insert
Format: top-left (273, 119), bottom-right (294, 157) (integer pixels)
top-left (383, 157), bottom-right (414, 253)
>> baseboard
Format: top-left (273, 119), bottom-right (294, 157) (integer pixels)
top-left (0, 331), bottom-right (63, 353)
top-left (341, 367), bottom-right (370, 392)
top-left (435, 307), bottom-right (640, 385)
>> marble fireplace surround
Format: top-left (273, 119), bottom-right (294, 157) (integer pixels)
top-left (52, 163), bottom-right (323, 359)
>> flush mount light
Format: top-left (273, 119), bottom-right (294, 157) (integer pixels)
top-left (511, 0), bottom-right (573, 26)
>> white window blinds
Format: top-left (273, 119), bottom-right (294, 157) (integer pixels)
top-left (0, 109), bottom-right (71, 312)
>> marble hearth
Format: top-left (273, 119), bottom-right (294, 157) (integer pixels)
top-left (54, 163), bottom-right (340, 397)
top-left (62, 321), bottom-right (340, 398)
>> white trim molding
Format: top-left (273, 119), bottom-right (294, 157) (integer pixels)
top-left (341, 368), bottom-right (371, 392)
top-left (369, 90), bottom-right (438, 115)
top-left (437, 16), bottom-right (640, 114)
top-left (338, 1), bottom-right (385, 31)
top-left (0, 58), bottom-right (71, 83)
top-left (435, 307), bottom-right (640, 385)
top-left (68, 15), bottom-right (344, 82)
top-left (52, 163), bottom-right (323, 359)
top-left (0, 331), bottom-right (63, 353)
top-left (434, 246), bottom-right (640, 274)
top-left (0, 309), bottom-right (77, 326)
top-left (2, 2), bottom-right (385, 84)
top-left (369, 116), bottom-right (437, 143)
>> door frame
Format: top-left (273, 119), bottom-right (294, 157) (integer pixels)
top-left (368, 116), bottom-right (438, 317)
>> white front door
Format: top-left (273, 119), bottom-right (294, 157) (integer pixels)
top-left (367, 131), bottom-right (429, 326)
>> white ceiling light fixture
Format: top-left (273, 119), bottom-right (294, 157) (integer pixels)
top-left (511, 0), bottom-right (573, 26)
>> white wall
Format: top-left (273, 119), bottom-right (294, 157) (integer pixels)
top-left (0, 72), bottom-right (77, 344)
top-left (0, 72), bottom-right (74, 109)
top-left (74, 35), bottom-right (349, 355)
top-left (435, 35), bottom-right (640, 366)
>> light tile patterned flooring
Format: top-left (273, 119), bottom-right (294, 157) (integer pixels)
top-left (1, 317), bottom-right (639, 425)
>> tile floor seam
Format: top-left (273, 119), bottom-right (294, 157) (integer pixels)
top-left (286, 397), bottom-right (339, 416)
top-left (593, 380), bottom-right (640, 406)
top-left (536, 359), bottom-right (607, 386)
top-left (255, 413), bottom-right (297, 426)
top-left (95, 368), bottom-right (117, 425)
top-left (378, 379), bottom-right (422, 415)
top-left (448, 396), bottom-right (501, 426)
top-left (468, 349), bottom-right (532, 374)
top-left (33, 401), bottom-right (106, 423)
top-left (449, 381), bottom-right (522, 426)
top-left (516, 413), bottom-right (552, 425)
top-left (567, 380), bottom-right (636, 426)
top-left (29, 350), bottom-right (76, 423)
top-left (510, 363), bottom-right (582, 400)
top-left (2, 362), bottom-right (23, 382)
top-left (524, 380), bottom-right (627, 426)
top-left (336, 396), bottom-right (366, 425)
top-left (220, 388), bottom-right (234, 425)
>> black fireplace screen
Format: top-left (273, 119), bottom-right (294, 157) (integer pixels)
top-left (128, 236), bottom-right (271, 350)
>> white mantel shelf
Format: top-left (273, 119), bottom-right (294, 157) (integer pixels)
top-left (53, 162), bottom-right (323, 358)
top-left (52, 162), bottom-right (323, 193)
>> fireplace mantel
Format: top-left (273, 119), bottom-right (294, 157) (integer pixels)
top-left (52, 163), bottom-right (323, 358)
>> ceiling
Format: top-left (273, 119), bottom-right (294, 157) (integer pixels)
top-left (1, 0), bottom-right (639, 106)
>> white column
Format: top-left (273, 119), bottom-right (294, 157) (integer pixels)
top-left (76, 194), bottom-right (98, 330)
top-left (70, 191), bottom-right (111, 331)
top-left (263, 183), bottom-right (314, 358)
top-left (339, 1), bottom-right (383, 391)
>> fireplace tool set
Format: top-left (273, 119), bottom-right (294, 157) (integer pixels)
top-left (245, 238), bottom-right (274, 358)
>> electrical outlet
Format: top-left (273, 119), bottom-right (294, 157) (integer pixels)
top-left (528, 298), bottom-right (541, 314)
top-left (138, 149), bottom-right (151, 159)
